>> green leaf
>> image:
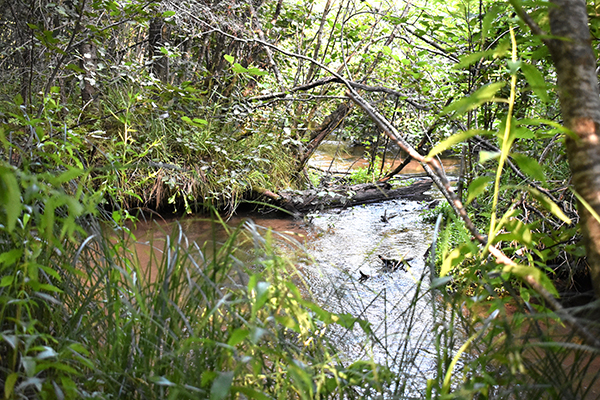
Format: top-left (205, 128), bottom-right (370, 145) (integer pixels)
top-left (246, 67), bottom-right (267, 76)
top-left (479, 151), bottom-right (500, 163)
top-left (512, 126), bottom-right (535, 139)
top-left (482, 5), bottom-right (503, 41)
top-left (521, 186), bottom-right (571, 224)
top-left (518, 118), bottom-right (564, 130)
top-left (333, 313), bottom-right (360, 329)
top-left (442, 82), bottom-right (506, 116)
top-left (426, 130), bottom-right (488, 159)
top-left (4, 372), bottom-right (18, 399)
top-left (227, 329), bottom-right (249, 346)
top-left (275, 316), bottom-right (299, 332)
top-left (507, 60), bottom-right (521, 75)
top-left (521, 63), bottom-right (549, 102)
top-left (0, 249), bottom-right (22, 266)
top-left (224, 54), bottom-right (234, 64)
top-left (455, 49), bottom-right (496, 69)
top-left (53, 167), bottom-right (84, 185)
top-left (440, 247), bottom-right (465, 277)
top-left (0, 275), bottom-right (14, 287)
top-left (232, 63), bottom-right (247, 73)
top-left (496, 219), bottom-right (533, 246)
top-left (0, 167), bottom-right (21, 232)
top-left (501, 262), bottom-right (558, 296)
top-left (466, 176), bottom-right (493, 205)
top-left (512, 153), bottom-right (546, 182)
top-left (162, 10), bottom-right (176, 17)
top-left (181, 116), bottom-right (207, 127)
top-left (210, 371), bottom-right (234, 400)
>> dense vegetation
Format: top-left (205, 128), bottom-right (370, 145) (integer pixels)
top-left (2, 0), bottom-right (600, 398)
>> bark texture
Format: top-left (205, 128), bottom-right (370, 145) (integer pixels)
top-left (79, 42), bottom-right (97, 107)
top-left (547, 0), bottom-right (600, 297)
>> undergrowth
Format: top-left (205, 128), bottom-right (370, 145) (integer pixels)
top-left (0, 151), bottom-right (389, 399)
top-left (86, 83), bottom-right (299, 214)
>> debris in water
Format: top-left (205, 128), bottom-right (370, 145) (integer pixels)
top-left (378, 254), bottom-right (412, 272)
top-left (358, 270), bottom-right (370, 283)
top-left (380, 209), bottom-right (398, 223)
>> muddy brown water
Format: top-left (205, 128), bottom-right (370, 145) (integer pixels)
top-left (309, 140), bottom-right (460, 176)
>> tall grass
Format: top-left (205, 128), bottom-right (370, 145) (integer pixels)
top-left (2, 95), bottom-right (600, 399)
top-left (94, 83), bottom-right (299, 214)
top-left (0, 156), bottom-right (394, 398)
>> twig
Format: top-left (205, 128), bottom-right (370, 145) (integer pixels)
top-left (246, 76), bottom-right (428, 109)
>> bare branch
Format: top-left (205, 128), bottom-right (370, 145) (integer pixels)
top-left (346, 90), bottom-right (487, 243)
top-left (247, 77), bottom-right (428, 109)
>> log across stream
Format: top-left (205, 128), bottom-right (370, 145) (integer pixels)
top-left (257, 179), bottom-right (434, 214)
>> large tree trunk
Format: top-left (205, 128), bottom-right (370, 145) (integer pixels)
top-left (546, 0), bottom-right (600, 297)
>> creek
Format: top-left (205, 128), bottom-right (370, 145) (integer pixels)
top-left (131, 144), bottom-right (460, 393)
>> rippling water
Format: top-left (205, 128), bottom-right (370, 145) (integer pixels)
top-left (130, 141), bottom-right (460, 394)
top-left (298, 199), bottom-right (441, 394)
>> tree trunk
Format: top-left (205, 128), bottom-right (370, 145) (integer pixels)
top-left (148, 17), bottom-right (169, 82)
top-left (264, 179), bottom-right (433, 214)
top-left (298, 102), bottom-right (352, 171)
top-left (546, 0), bottom-right (600, 297)
top-left (79, 42), bottom-right (97, 109)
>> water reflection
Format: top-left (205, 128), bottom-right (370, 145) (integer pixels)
top-left (308, 140), bottom-right (460, 176)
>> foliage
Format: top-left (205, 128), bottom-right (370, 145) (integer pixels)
top-left (1, 0), bottom-right (599, 398)
top-left (0, 143), bottom-right (393, 399)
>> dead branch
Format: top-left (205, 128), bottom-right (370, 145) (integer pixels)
top-left (246, 77), bottom-right (428, 109)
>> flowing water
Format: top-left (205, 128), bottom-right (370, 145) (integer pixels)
top-left (298, 199), bottom-right (441, 393)
top-left (131, 146), bottom-right (460, 394)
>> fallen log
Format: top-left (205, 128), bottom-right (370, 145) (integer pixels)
top-left (267, 179), bottom-right (433, 214)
